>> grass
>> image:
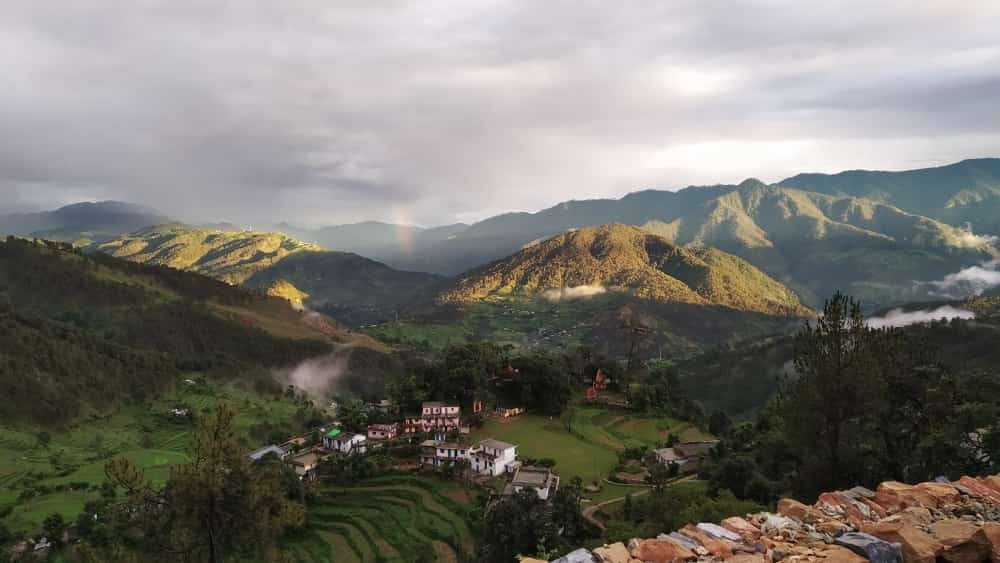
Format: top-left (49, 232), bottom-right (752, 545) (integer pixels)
top-left (0, 377), bottom-right (312, 535)
top-left (286, 474), bottom-right (475, 563)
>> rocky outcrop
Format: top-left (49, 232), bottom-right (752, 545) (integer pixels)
top-left (532, 474), bottom-right (1000, 563)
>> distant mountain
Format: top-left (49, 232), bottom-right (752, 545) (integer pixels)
top-left (93, 224), bottom-right (443, 325)
top-left (0, 201), bottom-right (170, 245)
top-left (780, 158), bottom-right (1000, 233)
top-left (438, 224), bottom-right (810, 317)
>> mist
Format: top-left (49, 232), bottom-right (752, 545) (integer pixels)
top-left (273, 346), bottom-right (354, 402)
top-left (541, 285), bottom-right (607, 302)
top-left (923, 260), bottom-right (1000, 298)
top-left (867, 305), bottom-right (975, 329)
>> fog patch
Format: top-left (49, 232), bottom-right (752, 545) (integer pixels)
top-left (541, 285), bottom-right (607, 302)
top-left (273, 346), bottom-right (354, 401)
top-left (921, 260), bottom-right (1000, 298)
top-left (867, 305), bottom-right (975, 329)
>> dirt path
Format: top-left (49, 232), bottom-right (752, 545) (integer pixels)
top-left (582, 475), bottom-right (697, 530)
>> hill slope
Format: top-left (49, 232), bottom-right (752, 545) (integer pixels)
top-left (0, 201), bottom-right (170, 245)
top-left (438, 224), bottom-right (810, 317)
top-left (93, 224), bottom-right (444, 325)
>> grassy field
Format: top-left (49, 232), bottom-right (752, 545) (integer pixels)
top-left (0, 378), bottom-right (309, 534)
top-left (284, 474), bottom-right (476, 563)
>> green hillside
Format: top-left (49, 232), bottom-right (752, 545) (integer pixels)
top-left (93, 224), bottom-right (444, 325)
top-left (0, 237), bottom-right (345, 426)
top-left (439, 224), bottom-right (810, 317)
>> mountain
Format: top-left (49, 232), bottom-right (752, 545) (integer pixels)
top-left (0, 201), bottom-right (170, 245)
top-left (780, 157), bottom-right (1000, 233)
top-left (93, 224), bottom-right (444, 325)
top-left (439, 224), bottom-right (810, 317)
top-left (0, 237), bottom-right (354, 425)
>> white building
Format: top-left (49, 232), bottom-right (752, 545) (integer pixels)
top-left (470, 438), bottom-right (518, 476)
top-left (421, 401), bottom-right (461, 432)
top-left (503, 466), bottom-right (561, 501)
top-left (324, 428), bottom-right (367, 455)
top-left (420, 440), bottom-right (470, 468)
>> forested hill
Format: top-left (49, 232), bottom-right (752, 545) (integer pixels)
top-left (0, 237), bottom-right (338, 426)
top-left (438, 224), bottom-right (811, 317)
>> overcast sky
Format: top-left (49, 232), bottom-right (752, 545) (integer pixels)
top-left (3, 1), bottom-right (999, 226)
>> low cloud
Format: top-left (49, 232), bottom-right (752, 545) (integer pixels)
top-left (922, 260), bottom-right (1000, 298)
top-left (541, 285), bottom-right (607, 302)
top-left (867, 305), bottom-right (975, 329)
top-left (273, 347), bottom-right (354, 401)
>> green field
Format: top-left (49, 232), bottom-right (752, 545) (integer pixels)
top-left (284, 475), bottom-right (476, 563)
top-left (0, 379), bottom-right (308, 534)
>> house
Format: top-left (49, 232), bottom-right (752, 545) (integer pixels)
top-left (469, 438), bottom-right (518, 476)
top-left (495, 405), bottom-right (525, 418)
top-left (323, 428), bottom-right (367, 454)
top-left (287, 450), bottom-right (322, 478)
top-left (421, 401), bottom-right (461, 432)
top-left (249, 444), bottom-right (286, 462)
top-left (367, 423), bottom-right (399, 440)
top-left (420, 439), bottom-right (470, 468)
top-left (654, 440), bottom-right (719, 473)
top-left (280, 436), bottom-right (308, 454)
top-left (402, 415), bottom-right (423, 434)
top-left (503, 465), bottom-right (561, 500)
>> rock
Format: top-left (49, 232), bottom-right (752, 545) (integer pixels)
top-left (729, 555), bottom-right (767, 563)
top-left (954, 477), bottom-right (1000, 505)
top-left (696, 522), bottom-right (743, 542)
top-left (818, 492), bottom-right (871, 526)
top-left (780, 498), bottom-right (825, 524)
top-left (679, 524), bottom-right (734, 559)
top-left (915, 482), bottom-right (962, 506)
top-left (722, 516), bottom-right (763, 542)
top-left (891, 507), bottom-right (934, 528)
top-left (593, 543), bottom-right (632, 563)
top-left (820, 545), bottom-right (870, 563)
top-left (875, 482), bottom-right (939, 512)
top-left (666, 533), bottom-right (701, 552)
top-left (520, 559), bottom-right (550, 563)
top-left (979, 523), bottom-right (1000, 563)
top-left (861, 520), bottom-right (942, 563)
top-left (630, 538), bottom-right (696, 563)
top-left (834, 532), bottom-right (903, 563)
top-left (761, 514), bottom-right (802, 535)
top-left (930, 519), bottom-right (990, 563)
top-left (816, 519), bottom-right (851, 537)
top-left (980, 476), bottom-right (1000, 496)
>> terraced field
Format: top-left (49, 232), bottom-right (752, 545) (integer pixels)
top-left (285, 475), bottom-right (476, 563)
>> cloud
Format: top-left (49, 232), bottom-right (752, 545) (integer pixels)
top-left (867, 305), bottom-right (975, 329)
top-left (541, 285), bottom-right (607, 302)
top-left (923, 260), bottom-right (1000, 298)
top-left (0, 2), bottom-right (999, 225)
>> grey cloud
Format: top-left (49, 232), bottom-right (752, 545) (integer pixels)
top-left (1, 1), bottom-right (999, 225)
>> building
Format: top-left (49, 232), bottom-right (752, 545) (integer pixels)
top-left (420, 439), bottom-right (470, 469)
top-left (324, 428), bottom-right (367, 454)
top-left (503, 465), bottom-right (561, 500)
top-left (280, 436), bottom-right (308, 455)
top-left (402, 416), bottom-right (424, 435)
top-left (287, 450), bottom-right (323, 478)
top-left (495, 405), bottom-right (525, 418)
top-left (470, 438), bottom-right (518, 476)
top-left (248, 444), bottom-right (286, 462)
top-left (421, 401), bottom-right (461, 432)
top-left (367, 423), bottom-right (399, 440)
top-left (654, 440), bottom-right (719, 473)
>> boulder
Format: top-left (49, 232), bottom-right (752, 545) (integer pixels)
top-left (728, 555), bottom-right (767, 563)
top-left (665, 533), bottom-right (701, 553)
top-left (891, 507), bottom-right (934, 528)
top-left (778, 498), bottom-right (825, 523)
top-left (954, 477), bottom-right (1000, 504)
top-left (914, 482), bottom-right (961, 505)
top-left (722, 516), bottom-right (763, 542)
top-left (551, 548), bottom-right (600, 563)
top-left (593, 543), bottom-right (632, 563)
top-left (818, 492), bottom-right (871, 526)
top-left (820, 545), bottom-right (870, 563)
top-left (816, 519), bottom-right (851, 536)
top-left (979, 523), bottom-right (1000, 563)
top-left (630, 538), bottom-right (696, 563)
top-left (930, 520), bottom-right (990, 563)
top-left (834, 532), bottom-right (903, 563)
top-left (679, 524), bottom-right (734, 559)
top-left (760, 513), bottom-right (801, 535)
top-left (875, 482), bottom-right (939, 512)
top-left (980, 476), bottom-right (1000, 496)
top-left (696, 522), bottom-right (742, 542)
top-left (861, 520), bottom-right (943, 563)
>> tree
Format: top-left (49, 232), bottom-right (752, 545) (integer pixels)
top-left (478, 489), bottom-right (559, 563)
top-left (36, 431), bottom-right (50, 449)
top-left (708, 411), bottom-right (733, 437)
top-left (106, 404), bottom-right (304, 562)
top-left (42, 513), bottom-right (66, 543)
top-left (0, 522), bottom-right (11, 545)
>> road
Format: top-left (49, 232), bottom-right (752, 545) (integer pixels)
top-left (582, 475), bottom-right (697, 530)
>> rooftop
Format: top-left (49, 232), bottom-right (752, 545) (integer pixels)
top-left (248, 444), bottom-right (284, 461)
top-left (326, 428), bottom-right (342, 438)
top-left (511, 466), bottom-right (555, 487)
top-left (478, 438), bottom-right (517, 451)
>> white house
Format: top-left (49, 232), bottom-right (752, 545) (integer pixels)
top-left (420, 439), bottom-right (470, 468)
top-left (470, 438), bottom-right (518, 476)
top-left (323, 428), bottom-right (367, 454)
top-left (421, 401), bottom-right (461, 432)
top-left (503, 466), bottom-right (561, 500)
top-left (248, 444), bottom-right (286, 462)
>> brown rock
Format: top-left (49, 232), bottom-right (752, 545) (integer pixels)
top-left (817, 492), bottom-right (868, 527)
top-left (723, 516), bottom-right (763, 542)
top-left (679, 524), bottom-right (734, 559)
top-left (980, 476), bottom-right (1000, 496)
top-left (519, 559), bottom-right (549, 563)
top-left (819, 545), bottom-right (868, 563)
top-left (980, 523), bottom-right (1000, 563)
top-left (594, 542), bottom-right (632, 563)
top-left (915, 482), bottom-right (961, 505)
top-left (729, 555), bottom-right (767, 563)
top-left (955, 476), bottom-right (1000, 504)
top-left (893, 507), bottom-right (934, 528)
top-left (862, 520), bottom-right (943, 563)
top-left (875, 481), bottom-right (939, 511)
top-left (816, 519), bottom-right (851, 536)
top-left (930, 519), bottom-right (990, 563)
top-left (779, 498), bottom-right (825, 524)
top-left (631, 538), bottom-right (696, 563)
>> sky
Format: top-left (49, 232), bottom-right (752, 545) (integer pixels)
top-left (2, 1), bottom-right (1000, 227)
